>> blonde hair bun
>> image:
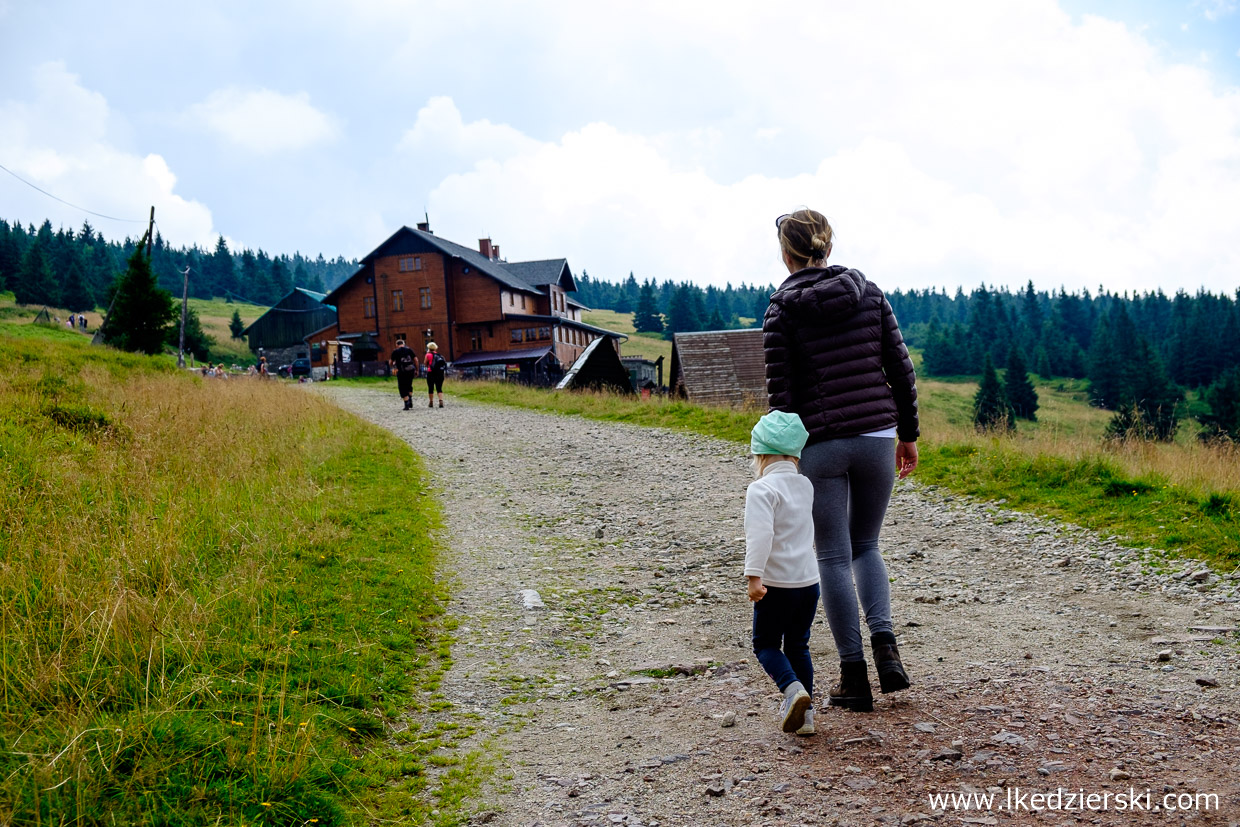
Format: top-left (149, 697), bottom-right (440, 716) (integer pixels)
top-left (777, 208), bottom-right (834, 268)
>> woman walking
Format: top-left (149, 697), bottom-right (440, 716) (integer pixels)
top-left (763, 208), bottom-right (919, 712)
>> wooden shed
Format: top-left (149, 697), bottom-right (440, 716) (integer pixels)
top-left (555, 336), bottom-right (632, 394)
top-left (243, 288), bottom-right (338, 359)
top-left (669, 328), bottom-right (766, 407)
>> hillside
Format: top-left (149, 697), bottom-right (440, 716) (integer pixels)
top-left (0, 318), bottom-right (469, 823)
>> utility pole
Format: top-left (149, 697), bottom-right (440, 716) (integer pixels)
top-left (177, 265), bottom-right (190, 368)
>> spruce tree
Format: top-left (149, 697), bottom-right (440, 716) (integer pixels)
top-left (167, 306), bottom-right (213, 361)
top-left (104, 246), bottom-right (177, 355)
top-left (665, 283), bottom-right (701, 339)
top-left (61, 261), bottom-right (94, 312)
top-left (633, 280), bottom-right (664, 333)
top-left (1199, 366), bottom-right (1240, 441)
top-left (271, 257), bottom-right (293, 297)
top-left (1004, 347), bottom-right (1039, 421)
top-left (229, 308), bottom-right (246, 339)
top-left (14, 239), bottom-right (58, 306)
top-left (973, 354), bottom-right (1014, 432)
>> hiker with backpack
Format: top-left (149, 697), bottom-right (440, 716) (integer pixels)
top-left (390, 339), bottom-right (419, 410)
top-left (424, 342), bottom-right (447, 408)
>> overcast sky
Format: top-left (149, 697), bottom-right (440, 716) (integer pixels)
top-left (2, 0), bottom-right (1237, 295)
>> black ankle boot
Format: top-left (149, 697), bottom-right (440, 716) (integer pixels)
top-left (828, 660), bottom-right (873, 712)
top-left (871, 632), bottom-right (911, 694)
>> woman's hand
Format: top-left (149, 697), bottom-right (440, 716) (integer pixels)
top-left (896, 440), bottom-right (918, 479)
top-left (747, 576), bottom-right (767, 603)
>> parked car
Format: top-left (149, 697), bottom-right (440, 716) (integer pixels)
top-left (278, 358), bottom-right (312, 378)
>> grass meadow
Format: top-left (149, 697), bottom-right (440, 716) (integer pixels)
top-left (0, 319), bottom-right (475, 825)
top-left (445, 369), bottom-right (1239, 569)
top-left (580, 309), bottom-right (672, 364)
top-left (185, 297), bottom-right (266, 364)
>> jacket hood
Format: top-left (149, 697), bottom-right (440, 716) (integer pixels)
top-left (771, 265), bottom-right (868, 322)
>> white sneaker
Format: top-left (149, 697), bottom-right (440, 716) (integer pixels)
top-left (796, 707), bottom-right (815, 736)
top-left (779, 687), bottom-right (812, 733)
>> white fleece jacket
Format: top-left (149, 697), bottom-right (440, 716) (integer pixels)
top-left (743, 461), bottom-right (818, 588)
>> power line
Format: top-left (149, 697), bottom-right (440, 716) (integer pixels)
top-left (0, 161), bottom-right (144, 223)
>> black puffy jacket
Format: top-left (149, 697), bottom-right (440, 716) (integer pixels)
top-left (763, 265), bottom-right (919, 444)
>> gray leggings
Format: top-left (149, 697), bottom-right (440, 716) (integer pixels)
top-left (798, 436), bottom-right (896, 663)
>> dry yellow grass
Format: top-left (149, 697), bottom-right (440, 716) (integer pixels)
top-left (0, 323), bottom-right (454, 821)
top-left (918, 378), bottom-right (1240, 496)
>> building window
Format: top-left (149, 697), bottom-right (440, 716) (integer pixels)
top-left (423, 329), bottom-right (434, 347)
top-left (508, 292), bottom-right (514, 306)
top-left (420, 287), bottom-right (432, 309)
top-left (394, 332), bottom-right (406, 345)
top-left (470, 329), bottom-right (483, 351)
top-left (391, 290), bottom-right (404, 311)
top-left (511, 329), bottom-right (523, 343)
top-left (538, 326), bottom-right (550, 340)
top-left (398, 256), bottom-right (422, 272)
top-left (363, 296), bottom-right (376, 319)
top-left (520, 294), bottom-right (526, 309)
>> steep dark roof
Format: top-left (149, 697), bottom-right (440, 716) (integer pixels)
top-left (669, 328), bottom-right (766, 406)
top-left (555, 337), bottom-right (632, 393)
top-left (294, 287), bottom-right (329, 303)
top-left (242, 288), bottom-right (337, 339)
top-left (506, 259), bottom-right (576, 291)
top-left (326, 226), bottom-right (582, 309)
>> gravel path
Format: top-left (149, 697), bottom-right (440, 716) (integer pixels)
top-left (320, 386), bottom-right (1240, 826)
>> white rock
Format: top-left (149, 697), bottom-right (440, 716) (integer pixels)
top-left (519, 589), bottom-right (545, 610)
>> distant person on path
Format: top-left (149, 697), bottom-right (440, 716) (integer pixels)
top-left (763, 208), bottom-right (919, 713)
top-left (745, 410), bottom-right (819, 736)
top-left (424, 342), bottom-right (446, 408)
top-left (258, 356), bottom-right (269, 378)
top-left (390, 338), bottom-right (418, 410)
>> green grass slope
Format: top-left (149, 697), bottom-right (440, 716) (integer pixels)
top-left (0, 321), bottom-right (478, 825)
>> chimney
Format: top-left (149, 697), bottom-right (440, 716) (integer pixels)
top-left (479, 238), bottom-right (493, 259)
top-left (492, 244), bottom-right (500, 260)
top-left (416, 221), bottom-right (430, 233)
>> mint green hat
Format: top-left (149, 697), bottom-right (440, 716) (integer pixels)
top-left (750, 410), bottom-right (810, 458)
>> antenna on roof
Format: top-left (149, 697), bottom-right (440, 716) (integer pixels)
top-left (416, 210), bottom-right (432, 234)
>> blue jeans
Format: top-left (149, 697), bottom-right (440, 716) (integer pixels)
top-left (752, 583), bottom-right (820, 696)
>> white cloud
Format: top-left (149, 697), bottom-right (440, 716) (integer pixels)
top-left (1194, 0), bottom-right (1237, 21)
top-left (186, 87), bottom-right (339, 154)
top-left (398, 1), bottom-right (1240, 295)
top-left (0, 62), bottom-right (214, 246)
top-left (398, 96), bottom-right (537, 163)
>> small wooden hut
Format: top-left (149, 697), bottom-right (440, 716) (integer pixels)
top-left (669, 328), bottom-right (766, 407)
top-left (555, 336), bottom-right (632, 393)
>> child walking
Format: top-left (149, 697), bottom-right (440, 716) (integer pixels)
top-left (745, 410), bottom-right (819, 735)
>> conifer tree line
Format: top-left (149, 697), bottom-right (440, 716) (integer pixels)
top-left (574, 271), bottom-right (777, 338)
top-left (886, 281), bottom-right (1240, 440)
top-left (0, 217), bottom-right (358, 312)
top-left (578, 272), bottom-right (1240, 441)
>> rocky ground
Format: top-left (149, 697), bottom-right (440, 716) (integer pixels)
top-left (320, 386), bottom-right (1240, 826)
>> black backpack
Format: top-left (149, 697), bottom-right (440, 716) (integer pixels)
top-left (431, 352), bottom-right (447, 372)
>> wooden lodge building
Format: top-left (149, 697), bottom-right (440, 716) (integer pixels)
top-left (309, 223), bottom-right (624, 383)
top-left (243, 288), bottom-right (337, 367)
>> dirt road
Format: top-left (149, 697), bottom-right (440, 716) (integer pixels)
top-left (321, 386), bottom-right (1240, 826)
